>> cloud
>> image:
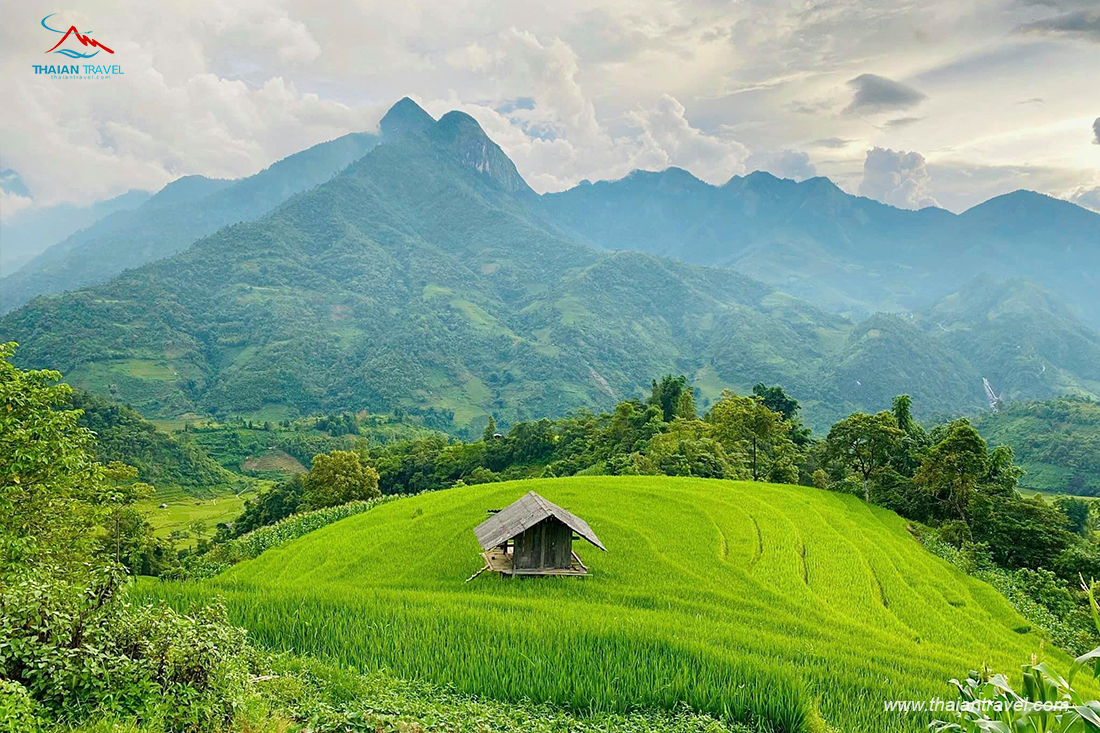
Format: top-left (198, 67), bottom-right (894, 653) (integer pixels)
top-left (844, 74), bottom-right (927, 115)
top-left (746, 149), bottom-right (816, 181)
top-left (811, 137), bottom-right (855, 149)
top-left (858, 147), bottom-right (939, 209)
top-left (1018, 9), bottom-right (1100, 42)
top-left (1068, 185), bottom-right (1100, 212)
top-left (626, 95), bottom-right (750, 184)
top-left (884, 116), bottom-right (924, 128)
top-left (1094, 117), bottom-right (1100, 144)
top-left (0, 187), bottom-right (34, 221)
top-left (434, 30), bottom-right (750, 190)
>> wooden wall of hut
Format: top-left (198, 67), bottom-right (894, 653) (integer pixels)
top-left (513, 518), bottom-right (573, 570)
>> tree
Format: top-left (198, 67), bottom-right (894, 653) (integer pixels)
top-left (752, 383), bottom-right (799, 421)
top-left (642, 420), bottom-right (741, 479)
top-left (752, 383), bottom-right (811, 446)
top-left (970, 493), bottom-right (1073, 569)
top-left (708, 391), bottom-right (799, 482)
top-left (675, 387), bottom-right (697, 420)
top-left (1055, 496), bottom-right (1091, 536)
top-left (915, 420), bottom-right (987, 525)
top-left (0, 343), bottom-right (108, 576)
top-left (302, 450), bottom-right (380, 509)
top-left (889, 394), bottom-right (929, 477)
top-left (481, 415), bottom-right (498, 442)
top-left (647, 375), bottom-right (688, 422)
top-left (825, 411), bottom-right (904, 501)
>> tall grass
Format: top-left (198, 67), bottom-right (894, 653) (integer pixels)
top-left (141, 477), bottom-right (1087, 733)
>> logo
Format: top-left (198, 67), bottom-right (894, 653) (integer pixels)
top-left (41, 13), bottom-right (114, 58)
top-left (33, 13), bottom-right (123, 78)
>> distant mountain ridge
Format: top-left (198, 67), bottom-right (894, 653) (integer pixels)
top-left (544, 168), bottom-right (1100, 328)
top-left (0, 131), bottom-right (382, 314)
top-left (1, 98), bottom-right (1096, 436)
top-left (0, 184), bottom-right (151, 277)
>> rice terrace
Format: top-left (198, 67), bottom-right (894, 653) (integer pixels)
top-left (143, 477), bottom-right (1069, 732)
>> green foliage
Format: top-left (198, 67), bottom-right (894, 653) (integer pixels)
top-left (302, 450), bottom-right (380, 509)
top-left (707, 391), bottom-right (798, 482)
top-left (648, 375), bottom-right (689, 422)
top-left (824, 411), bottom-right (903, 501)
top-left (0, 565), bottom-right (255, 731)
top-left (0, 680), bottom-right (43, 733)
top-left (916, 421), bottom-right (993, 525)
top-left (0, 342), bottom-right (103, 575)
top-left (231, 475), bottom-right (304, 537)
top-left (1055, 497), bottom-right (1091, 536)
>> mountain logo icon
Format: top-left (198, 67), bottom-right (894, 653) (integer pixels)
top-left (41, 13), bottom-right (114, 59)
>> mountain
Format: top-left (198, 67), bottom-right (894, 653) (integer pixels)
top-left (0, 183), bottom-right (151, 277)
top-left (2, 99), bottom-right (1089, 435)
top-left (0, 131), bottom-right (381, 314)
top-left (543, 169), bottom-right (1100, 328)
top-left (919, 276), bottom-right (1100, 403)
top-left (972, 396), bottom-right (1100, 496)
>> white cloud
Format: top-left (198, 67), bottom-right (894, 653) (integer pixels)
top-left (858, 147), bottom-right (940, 209)
top-left (626, 95), bottom-right (749, 184)
top-left (746, 149), bottom-right (817, 181)
top-left (0, 3), bottom-right (380, 208)
top-left (1068, 185), bottom-right (1100, 212)
top-left (0, 187), bottom-right (34, 221)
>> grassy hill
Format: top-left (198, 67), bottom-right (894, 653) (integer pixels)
top-left (144, 476), bottom-right (1074, 733)
top-left (973, 396), bottom-right (1100, 495)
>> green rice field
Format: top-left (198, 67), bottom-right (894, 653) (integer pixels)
top-left (142, 476), bottom-right (1082, 732)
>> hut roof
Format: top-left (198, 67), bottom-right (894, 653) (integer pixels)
top-left (474, 491), bottom-right (606, 552)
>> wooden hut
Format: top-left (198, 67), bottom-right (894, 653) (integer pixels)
top-left (468, 491), bottom-right (606, 579)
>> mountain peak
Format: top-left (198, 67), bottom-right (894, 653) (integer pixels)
top-left (380, 97), bottom-right (435, 138)
top-left (429, 110), bottom-right (532, 194)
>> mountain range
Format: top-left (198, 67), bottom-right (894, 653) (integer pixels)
top-left (0, 131), bottom-right (381, 314)
top-left (0, 175), bottom-right (151, 277)
top-left (1, 98), bottom-right (1097, 435)
top-left (545, 169), bottom-right (1100, 329)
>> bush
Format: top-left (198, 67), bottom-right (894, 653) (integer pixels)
top-left (0, 680), bottom-right (43, 733)
top-left (0, 565), bottom-right (254, 732)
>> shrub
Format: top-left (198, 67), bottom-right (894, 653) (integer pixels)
top-left (0, 564), bottom-right (254, 732)
top-left (0, 680), bottom-right (43, 733)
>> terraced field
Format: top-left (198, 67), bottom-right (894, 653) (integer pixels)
top-left (145, 477), bottom-right (1077, 732)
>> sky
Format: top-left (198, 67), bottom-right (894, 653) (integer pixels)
top-left (2, 0), bottom-right (1098, 221)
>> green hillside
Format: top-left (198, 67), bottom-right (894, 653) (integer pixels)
top-left (68, 390), bottom-right (234, 492)
top-left (145, 476), bottom-right (1073, 733)
top-left (0, 100), bottom-right (992, 433)
top-left (921, 276), bottom-right (1100, 402)
top-left (973, 396), bottom-right (1100, 495)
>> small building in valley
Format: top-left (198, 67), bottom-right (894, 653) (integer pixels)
top-left (468, 491), bottom-right (606, 579)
